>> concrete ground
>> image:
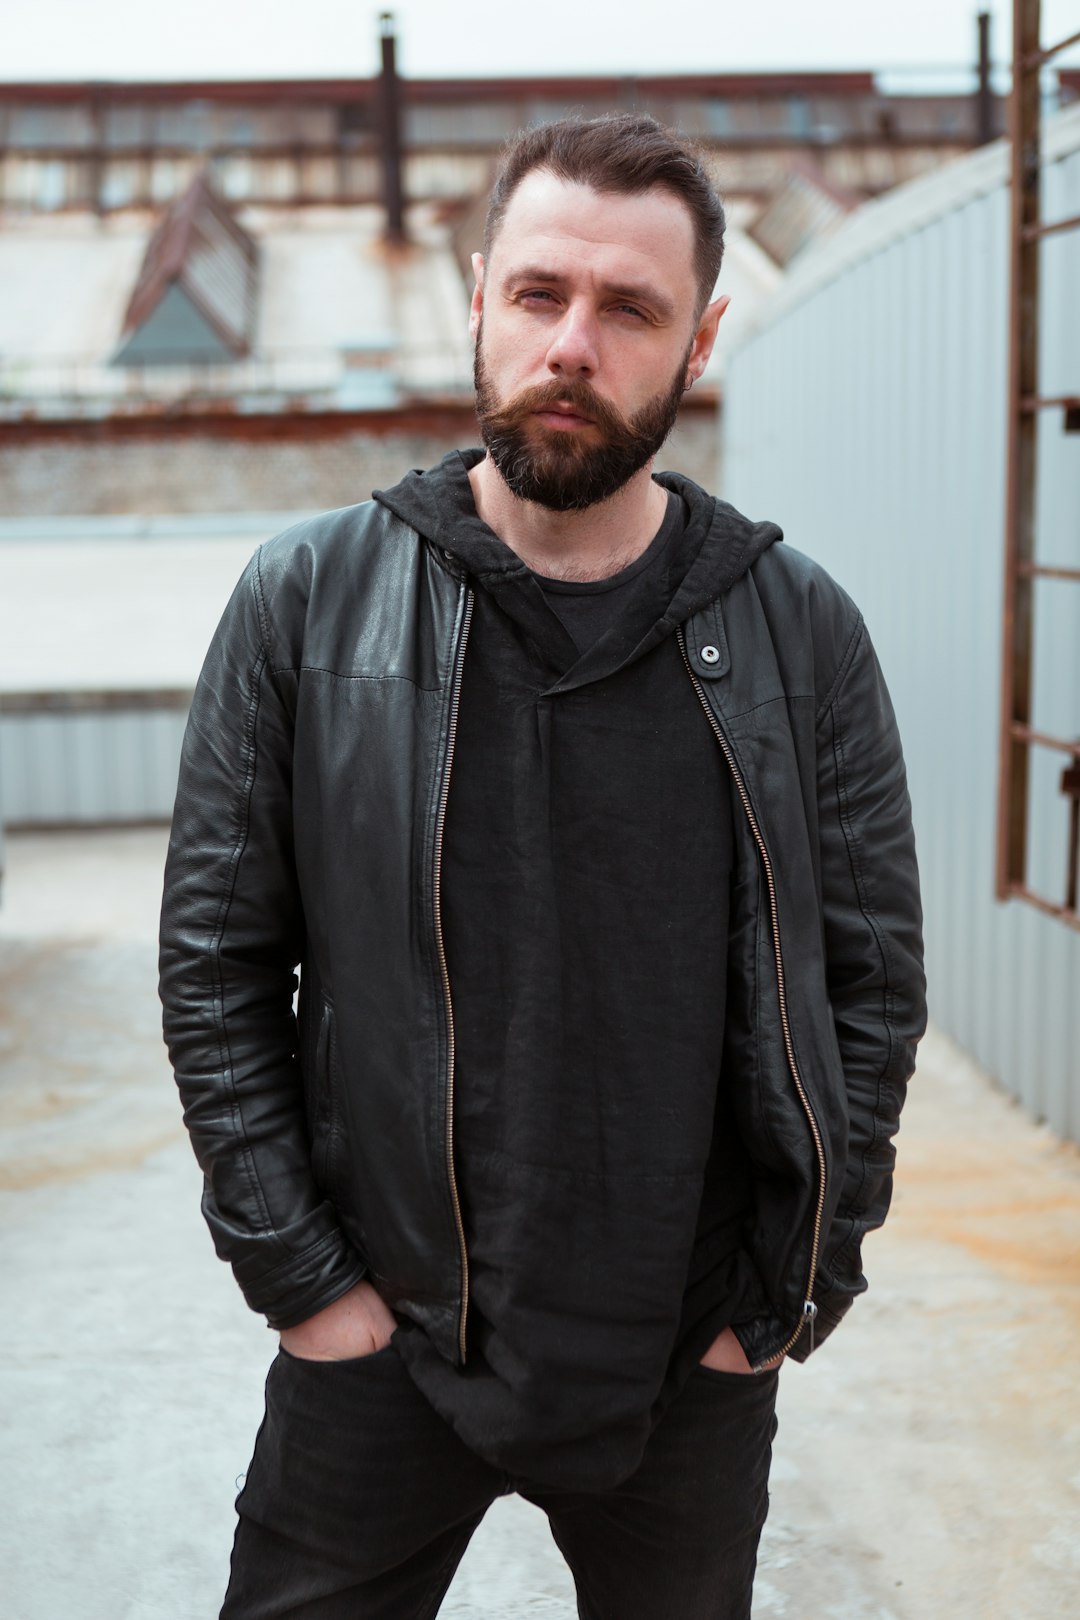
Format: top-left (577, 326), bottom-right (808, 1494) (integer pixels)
top-left (2, 827), bottom-right (1079, 1620)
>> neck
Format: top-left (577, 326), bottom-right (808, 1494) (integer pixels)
top-left (468, 456), bottom-right (668, 582)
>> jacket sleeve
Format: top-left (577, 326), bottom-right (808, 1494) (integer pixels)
top-left (158, 548), bottom-right (368, 1329)
top-left (797, 615), bottom-right (927, 1356)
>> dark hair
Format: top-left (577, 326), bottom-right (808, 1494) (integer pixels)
top-left (483, 113), bottom-right (726, 316)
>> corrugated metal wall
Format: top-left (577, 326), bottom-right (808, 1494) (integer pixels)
top-left (0, 699), bottom-right (190, 826)
top-left (722, 107), bottom-right (1080, 1140)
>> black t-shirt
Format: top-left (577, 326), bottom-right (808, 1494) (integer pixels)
top-left (396, 492), bottom-right (758, 1489)
top-left (537, 493), bottom-right (685, 653)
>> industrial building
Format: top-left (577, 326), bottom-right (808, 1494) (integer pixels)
top-left (0, 28), bottom-right (1024, 516)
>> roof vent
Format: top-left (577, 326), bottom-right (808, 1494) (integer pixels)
top-left (112, 168), bottom-right (259, 366)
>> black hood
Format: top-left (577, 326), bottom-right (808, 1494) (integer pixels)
top-left (374, 450), bottom-right (782, 689)
top-left (374, 449), bottom-right (781, 615)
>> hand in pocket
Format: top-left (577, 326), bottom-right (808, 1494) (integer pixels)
top-left (279, 1280), bottom-right (397, 1362)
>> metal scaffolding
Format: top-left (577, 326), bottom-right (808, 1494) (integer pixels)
top-left (997, 0), bottom-right (1080, 928)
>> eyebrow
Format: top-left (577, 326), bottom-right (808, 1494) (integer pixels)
top-left (504, 264), bottom-right (677, 322)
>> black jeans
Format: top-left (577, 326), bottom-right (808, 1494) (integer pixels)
top-left (221, 1345), bottom-right (779, 1620)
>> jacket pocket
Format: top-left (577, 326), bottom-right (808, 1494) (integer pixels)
top-left (311, 1001), bottom-right (347, 1203)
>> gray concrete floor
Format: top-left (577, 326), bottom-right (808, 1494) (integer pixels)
top-left (2, 827), bottom-right (1079, 1619)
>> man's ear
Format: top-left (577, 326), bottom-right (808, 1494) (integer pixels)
top-left (686, 293), bottom-right (730, 383)
top-left (469, 253), bottom-right (485, 340)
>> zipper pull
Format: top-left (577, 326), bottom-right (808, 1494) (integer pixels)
top-left (803, 1299), bottom-right (818, 1355)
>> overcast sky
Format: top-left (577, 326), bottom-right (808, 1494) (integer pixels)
top-left (2, 0), bottom-right (1078, 84)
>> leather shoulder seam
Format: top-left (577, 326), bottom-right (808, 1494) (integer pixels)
top-left (815, 612), bottom-right (865, 727)
top-left (251, 544), bottom-right (277, 665)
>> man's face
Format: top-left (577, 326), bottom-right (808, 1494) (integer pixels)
top-left (472, 321), bottom-right (690, 512)
top-left (470, 171), bottom-right (726, 512)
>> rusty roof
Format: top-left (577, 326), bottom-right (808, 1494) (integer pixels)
top-left (118, 168), bottom-right (258, 359)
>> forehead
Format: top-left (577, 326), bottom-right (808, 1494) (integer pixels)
top-left (489, 171), bottom-right (697, 300)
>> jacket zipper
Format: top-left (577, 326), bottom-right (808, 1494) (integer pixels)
top-left (433, 585), bottom-right (475, 1363)
top-left (677, 627), bottom-right (826, 1364)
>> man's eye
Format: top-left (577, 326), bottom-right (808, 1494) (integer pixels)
top-left (520, 289), bottom-right (556, 305)
top-left (614, 304), bottom-right (647, 320)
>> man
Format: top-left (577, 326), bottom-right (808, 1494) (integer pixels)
top-left (160, 114), bottom-right (925, 1620)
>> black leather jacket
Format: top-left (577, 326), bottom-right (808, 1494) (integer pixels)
top-left (159, 478), bottom-right (925, 1372)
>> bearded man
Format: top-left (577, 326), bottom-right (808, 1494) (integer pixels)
top-left (160, 113), bottom-right (925, 1620)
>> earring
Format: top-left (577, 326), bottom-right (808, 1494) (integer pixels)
top-left (683, 374), bottom-right (694, 392)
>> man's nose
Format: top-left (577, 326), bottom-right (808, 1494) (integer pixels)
top-left (545, 306), bottom-right (599, 378)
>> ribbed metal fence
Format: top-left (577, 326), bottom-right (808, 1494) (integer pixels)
top-left (722, 106), bottom-right (1080, 1140)
top-left (0, 692), bottom-right (191, 826)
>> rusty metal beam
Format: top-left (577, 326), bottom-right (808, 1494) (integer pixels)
top-left (1009, 723), bottom-right (1080, 758)
top-left (997, 0), bottom-right (1042, 902)
top-left (1021, 393), bottom-right (1080, 410)
top-left (1016, 562), bottom-right (1080, 582)
top-left (0, 132), bottom-right (986, 166)
top-left (1064, 760), bottom-right (1080, 913)
top-left (1001, 883), bottom-right (1080, 930)
top-left (0, 389), bottom-right (719, 443)
top-left (0, 401), bottom-right (486, 444)
top-left (1023, 26), bottom-right (1080, 68)
top-left (0, 70), bottom-right (882, 104)
top-left (0, 689), bottom-right (192, 715)
top-left (1022, 212), bottom-right (1080, 240)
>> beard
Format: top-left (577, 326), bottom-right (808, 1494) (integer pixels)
top-left (473, 326), bottom-right (690, 513)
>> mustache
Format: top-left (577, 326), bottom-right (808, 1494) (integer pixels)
top-left (477, 378), bottom-right (630, 441)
